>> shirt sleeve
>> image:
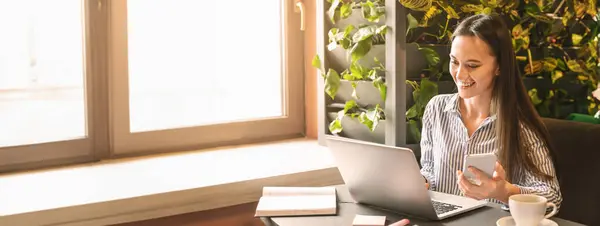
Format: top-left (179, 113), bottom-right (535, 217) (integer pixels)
top-left (419, 97), bottom-right (437, 190)
top-left (513, 126), bottom-right (563, 210)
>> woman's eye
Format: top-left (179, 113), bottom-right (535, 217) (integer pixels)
top-left (450, 60), bottom-right (458, 65)
top-left (467, 64), bottom-right (480, 69)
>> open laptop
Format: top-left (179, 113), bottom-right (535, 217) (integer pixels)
top-left (325, 136), bottom-right (488, 220)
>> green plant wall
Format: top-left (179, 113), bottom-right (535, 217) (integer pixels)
top-left (401, 0), bottom-right (600, 144)
top-left (314, 0), bottom-right (388, 138)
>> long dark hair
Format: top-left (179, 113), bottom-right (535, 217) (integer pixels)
top-left (452, 14), bottom-right (557, 181)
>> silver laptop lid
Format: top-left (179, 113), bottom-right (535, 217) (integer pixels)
top-left (325, 136), bottom-right (439, 220)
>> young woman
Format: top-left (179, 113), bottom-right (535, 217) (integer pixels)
top-left (419, 14), bottom-right (562, 209)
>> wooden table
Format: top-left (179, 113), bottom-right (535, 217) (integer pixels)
top-left (260, 185), bottom-right (584, 226)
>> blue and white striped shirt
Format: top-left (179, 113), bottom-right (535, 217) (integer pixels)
top-left (419, 93), bottom-right (562, 209)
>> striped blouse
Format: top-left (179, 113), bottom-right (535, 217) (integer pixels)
top-left (419, 93), bottom-right (562, 209)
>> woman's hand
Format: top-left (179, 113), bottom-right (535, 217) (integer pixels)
top-left (456, 162), bottom-right (516, 202)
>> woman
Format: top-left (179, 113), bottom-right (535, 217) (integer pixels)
top-left (419, 13), bottom-right (562, 209)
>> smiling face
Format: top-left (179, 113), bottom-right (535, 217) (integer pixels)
top-left (450, 35), bottom-right (499, 99)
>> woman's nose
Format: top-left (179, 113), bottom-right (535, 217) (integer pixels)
top-left (455, 65), bottom-right (469, 81)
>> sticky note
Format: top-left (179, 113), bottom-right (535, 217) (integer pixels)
top-left (352, 214), bottom-right (386, 226)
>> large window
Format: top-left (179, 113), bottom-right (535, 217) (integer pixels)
top-left (0, 0), bottom-right (304, 172)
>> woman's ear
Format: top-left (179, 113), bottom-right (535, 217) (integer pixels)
top-left (495, 67), bottom-right (500, 76)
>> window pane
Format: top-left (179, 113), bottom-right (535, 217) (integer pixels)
top-left (0, 1), bottom-right (86, 147)
top-left (127, 0), bottom-right (283, 132)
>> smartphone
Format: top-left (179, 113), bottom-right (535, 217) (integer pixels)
top-left (462, 153), bottom-right (497, 185)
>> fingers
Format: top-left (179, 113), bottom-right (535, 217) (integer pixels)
top-left (457, 170), bottom-right (483, 200)
top-left (493, 161), bottom-right (506, 180)
top-left (389, 219), bottom-right (410, 226)
top-left (467, 167), bottom-right (485, 181)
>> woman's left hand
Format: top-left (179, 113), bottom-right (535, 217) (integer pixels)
top-left (456, 162), bottom-right (510, 201)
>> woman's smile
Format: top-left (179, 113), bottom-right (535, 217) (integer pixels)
top-left (457, 80), bottom-right (476, 88)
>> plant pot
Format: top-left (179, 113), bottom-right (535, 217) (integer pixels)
top-left (335, 80), bottom-right (384, 107)
top-left (327, 112), bottom-right (385, 144)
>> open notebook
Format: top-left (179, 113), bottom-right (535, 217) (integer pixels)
top-left (254, 186), bottom-right (337, 217)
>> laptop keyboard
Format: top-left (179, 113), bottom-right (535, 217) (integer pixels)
top-left (431, 200), bottom-right (462, 214)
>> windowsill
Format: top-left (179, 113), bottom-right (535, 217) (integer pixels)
top-left (0, 138), bottom-right (343, 226)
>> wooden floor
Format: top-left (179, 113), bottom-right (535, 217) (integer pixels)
top-left (113, 202), bottom-right (265, 226)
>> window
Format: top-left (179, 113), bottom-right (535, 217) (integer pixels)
top-left (0, 0), bottom-right (304, 172)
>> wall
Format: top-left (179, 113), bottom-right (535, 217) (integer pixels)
top-left (113, 202), bottom-right (263, 226)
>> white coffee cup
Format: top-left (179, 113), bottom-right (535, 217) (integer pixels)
top-left (509, 194), bottom-right (557, 226)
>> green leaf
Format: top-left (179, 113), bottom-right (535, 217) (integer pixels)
top-left (329, 118), bottom-right (343, 134)
top-left (567, 60), bottom-right (584, 73)
top-left (328, 0), bottom-right (341, 24)
top-left (439, 2), bottom-right (459, 19)
top-left (418, 47), bottom-right (440, 67)
top-left (556, 58), bottom-right (567, 71)
top-left (527, 13), bottom-right (553, 23)
top-left (398, 0), bottom-right (431, 11)
top-left (351, 82), bottom-right (359, 99)
top-left (349, 39), bottom-right (372, 63)
top-left (524, 61), bottom-right (543, 75)
top-left (352, 25), bottom-right (377, 43)
top-left (358, 105), bottom-right (382, 131)
top-left (543, 58), bottom-right (557, 72)
top-left (407, 119), bottom-right (421, 143)
top-left (376, 25), bottom-right (388, 36)
top-left (528, 88), bottom-right (543, 105)
top-left (361, 1), bottom-right (385, 22)
top-left (571, 34), bottom-right (583, 46)
top-left (524, 2), bottom-right (540, 14)
top-left (420, 5), bottom-right (442, 27)
top-left (461, 4), bottom-right (484, 13)
top-left (418, 78), bottom-right (439, 106)
top-left (482, 7), bottom-right (493, 15)
top-left (340, 2), bottom-right (353, 19)
top-left (325, 69), bottom-right (341, 99)
top-left (406, 105), bottom-right (418, 119)
top-left (311, 55), bottom-right (321, 70)
top-left (373, 76), bottom-right (387, 101)
top-left (552, 70), bottom-right (564, 84)
top-left (407, 13), bottom-right (419, 34)
top-left (349, 62), bottom-right (366, 80)
top-left (343, 100), bottom-right (357, 113)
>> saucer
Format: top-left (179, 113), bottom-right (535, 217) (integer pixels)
top-left (496, 216), bottom-right (558, 226)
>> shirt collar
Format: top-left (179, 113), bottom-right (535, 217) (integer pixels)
top-left (443, 93), bottom-right (498, 121)
top-left (443, 93), bottom-right (460, 113)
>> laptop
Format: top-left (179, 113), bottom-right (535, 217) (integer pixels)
top-left (325, 136), bottom-right (488, 220)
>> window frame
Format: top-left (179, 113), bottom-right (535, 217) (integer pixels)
top-left (0, 0), bottom-right (110, 172)
top-left (0, 0), bottom-right (305, 172)
top-left (107, 0), bottom-right (305, 156)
